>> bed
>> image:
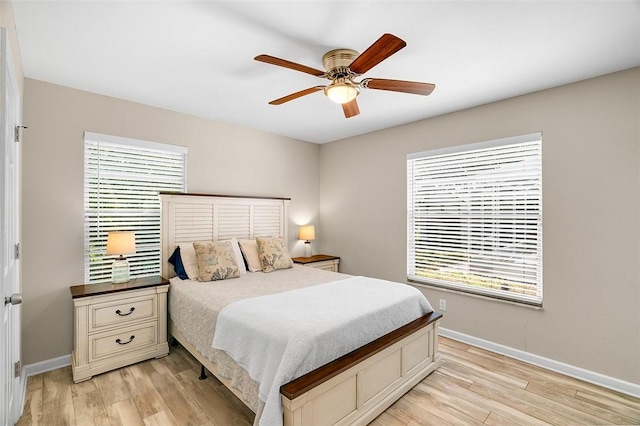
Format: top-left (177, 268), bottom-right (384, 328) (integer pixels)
top-left (160, 192), bottom-right (443, 426)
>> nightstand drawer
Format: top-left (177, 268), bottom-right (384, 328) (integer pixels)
top-left (308, 260), bottom-right (339, 272)
top-left (90, 294), bottom-right (157, 332)
top-left (90, 321), bottom-right (157, 362)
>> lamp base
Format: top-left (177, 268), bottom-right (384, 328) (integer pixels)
top-left (112, 258), bottom-right (130, 283)
top-left (304, 241), bottom-right (312, 258)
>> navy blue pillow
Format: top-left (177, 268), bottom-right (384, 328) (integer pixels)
top-left (168, 246), bottom-right (189, 280)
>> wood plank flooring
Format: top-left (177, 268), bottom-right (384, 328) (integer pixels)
top-left (17, 337), bottom-right (640, 425)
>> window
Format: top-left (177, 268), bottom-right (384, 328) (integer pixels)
top-left (84, 132), bottom-right (187, 283)
top-left (407, 133), bottom-right (542, 306)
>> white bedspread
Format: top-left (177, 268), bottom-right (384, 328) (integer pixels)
top-left (212, 275), bottom-right (433, 426)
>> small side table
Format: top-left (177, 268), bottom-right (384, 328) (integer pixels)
top-left (292, 254), bottom-right (340, 272)
top-left (69, 276), bottom-right (170, 383)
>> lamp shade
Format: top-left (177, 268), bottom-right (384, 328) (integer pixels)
top-left (324, 82), bottom-right (359, 104)
top-left (106, 231), bottom-right (136, 256)
top-left (298, 225), bottom-right (316, 241)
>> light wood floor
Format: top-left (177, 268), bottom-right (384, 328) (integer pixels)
top-left (17, 337), bottom-right (640, 425)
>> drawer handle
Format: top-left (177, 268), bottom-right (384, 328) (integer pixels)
top-left (115, 335), bottom-right (135, 345)
top-left (115, 307), bottom-right (135, 316)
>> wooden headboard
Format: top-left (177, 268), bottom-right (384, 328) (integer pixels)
top-left (160, 192), bottom-right (291, 279)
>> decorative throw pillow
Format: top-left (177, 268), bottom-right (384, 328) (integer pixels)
top-left (178, 238), bottom-right (246, 278)
top-left (238, 239), bottom-right (263, 272)
top-left (167, 246), bottom-right (188, 280)
top-left (193, 241), bottom-right (240, 281)
top-left (256, 236), bottom-right (293, 273)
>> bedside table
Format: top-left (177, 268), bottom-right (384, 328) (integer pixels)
top-left (69, 276), bottom-right (170, 383)
top-left (292, 254), bottom-right (340, 272)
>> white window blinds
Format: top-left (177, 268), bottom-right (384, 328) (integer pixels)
top-left (84, 132), bottom-right (187, 283)
top-left (407, 133), bottom-right (542, 305)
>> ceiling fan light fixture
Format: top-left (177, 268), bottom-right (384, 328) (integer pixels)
top-left (255, 34), bottom-right (434, 119)
top-left (324, 81), bottom-right (359, 104)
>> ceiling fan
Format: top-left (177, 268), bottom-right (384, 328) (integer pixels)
top-left (254, 33), bottom-right (435, 118)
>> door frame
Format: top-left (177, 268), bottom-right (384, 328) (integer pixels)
top-left (0, 26), bottom-right (22, 425)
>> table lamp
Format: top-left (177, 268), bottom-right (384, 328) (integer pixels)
top-left (106, 231), bottom-right (136, 283)
top-left (298, 225), bottom-right (315, 258)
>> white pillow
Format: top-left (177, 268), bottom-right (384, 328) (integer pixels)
top-left (238, 239), bottom-right (262, 272)
top-left (178, 237), bottom-right (246, 280)
top-left (223, 238), bottom-right (247, 275)
top-left (177, 242), bottom-right (200, 280)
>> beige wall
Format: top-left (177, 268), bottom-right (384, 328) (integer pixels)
top-left (21, 79), bottom-right (320, 364)
top-left (319, 67), bottom-right (640, 384)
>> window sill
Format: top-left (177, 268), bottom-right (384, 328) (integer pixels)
top-left (408, 278), bottom-right (543, 310)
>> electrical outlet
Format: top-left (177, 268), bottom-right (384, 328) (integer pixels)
top-left (439, 299), bottom-right (447, 311)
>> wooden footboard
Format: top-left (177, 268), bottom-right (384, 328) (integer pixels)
top-left (170, 312), bottom-right (442, 425)
top-left (280, 312), bottom-right (442, 426)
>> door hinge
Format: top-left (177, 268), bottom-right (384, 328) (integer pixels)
top-left (14, 243), bottom-right (19, 260)
top-left (14, 125), bottom-right (27, 143)
top-left (14, 361), bottom-right (21, 378)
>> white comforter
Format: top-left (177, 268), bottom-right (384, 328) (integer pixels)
top-left (212, 275), bottom-right (433, 426)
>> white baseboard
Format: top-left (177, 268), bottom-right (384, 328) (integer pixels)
top-left (22, 353), bottom-right (71, 378)
top-left (439, 327), bottom-right (640, 399)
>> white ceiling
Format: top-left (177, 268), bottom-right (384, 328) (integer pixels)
top-left (11, 1), bottom-right (640, 144)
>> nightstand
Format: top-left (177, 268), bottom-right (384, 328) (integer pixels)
top-left (292, 254), bottom-right (340, 272)
top-left (69, 276), bottom-right (170, 383)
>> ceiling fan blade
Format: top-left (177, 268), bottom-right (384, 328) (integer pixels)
top-left (342, 99), bottom-right (360, 118)
top-left (363, 78), bottom-right (435, 96)
top-left (255, 54), bottom-right (326, 77)
top-left (348, 34), bottom-right (406, 75)
top-left (268, 86), bottom-right (325, 105)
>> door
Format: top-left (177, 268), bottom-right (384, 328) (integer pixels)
top-left (0, 27), bottom-right (21, 426)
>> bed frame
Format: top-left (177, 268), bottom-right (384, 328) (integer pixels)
top-left (160, 192), bottom-right (442, 426)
